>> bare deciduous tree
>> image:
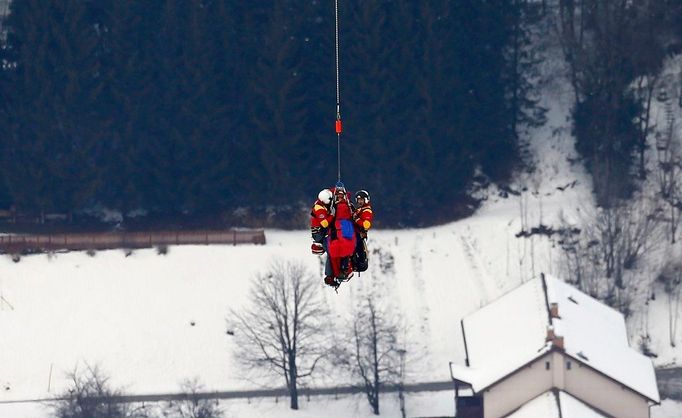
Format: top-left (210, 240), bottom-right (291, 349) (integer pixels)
top-left (558, 199), bottom-right (661, 315)
top-left (634, 72), bottom-right (659, 179)
top-left (50, 364), bottom-right (148, 418)
top-left (556, 212), bottom-right (598, 293)
top-left (654, 104), bottom-right (682, 243)
top-left (334, 295), bottom-right (405, 415)
top-left (658, 260), bottom-right (682, 347)
top-left (228, 259), bottom-right (329, 410)
top-left (162, 378), bottom-right (223, 418)
top-left (557, 0), bottom-right (667, 205)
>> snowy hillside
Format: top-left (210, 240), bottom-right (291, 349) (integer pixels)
top-left (1, 181), bottom-right (678, 418)
top-left (1, 181), bottom-right (680, 417)
top-left (0, 212), bottom-right (572, 413)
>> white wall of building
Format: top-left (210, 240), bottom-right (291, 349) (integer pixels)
top-left (482, 351), bottom-right (651, 418)
top-left (563, 355), bottom-right (650, 418)
top-left (484, 354), bottom-right (554, 418)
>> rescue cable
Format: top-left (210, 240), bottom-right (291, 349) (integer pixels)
top-left (334, 0), bottom-right (342, 182)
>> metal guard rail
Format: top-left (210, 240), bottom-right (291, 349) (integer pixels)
top-left (0, 229), bottom-right (266, 253)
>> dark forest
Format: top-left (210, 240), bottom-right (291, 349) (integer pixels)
top-left (0, 0), bottom-right (679, 228)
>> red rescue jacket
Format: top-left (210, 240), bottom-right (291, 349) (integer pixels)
top-left (353, 203), bottom-right (373, 233)
top-left (310, 199), bottom-right (333, 229)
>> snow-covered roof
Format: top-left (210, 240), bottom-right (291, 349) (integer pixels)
top-left (452, 278), bottom-right (551, 390)
top-left (546, 276), bottom-right (659, 402)
top-left (465, 277), bottom-right (549, 367)
top-left (506, 390), bottom-right (609, 418)
top-left (451, 274), bottom-right (659, 403)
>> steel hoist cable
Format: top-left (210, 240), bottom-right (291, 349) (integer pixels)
top-left (334, 0), bottom-right (342, 182)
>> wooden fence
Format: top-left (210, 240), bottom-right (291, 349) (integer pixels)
top-left (0, 229), bottom-right (266, 254)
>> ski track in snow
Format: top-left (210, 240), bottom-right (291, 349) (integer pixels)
top-left (409, 234), bottom-right (431, 344)
top-left (458, 232), bottom-right (490, 307)
top-left (467, 230), bottom-right (506, 294)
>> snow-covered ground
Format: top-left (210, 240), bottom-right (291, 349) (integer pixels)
top-left (0, 215), bottom-right (565, 399)
top-left (0, 391), bottom-right (457, 418)
top-left (0, 187), bottom-right (679, 417)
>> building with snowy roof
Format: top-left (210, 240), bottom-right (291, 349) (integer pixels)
top-left (449, 273), bottom-right (660, 418)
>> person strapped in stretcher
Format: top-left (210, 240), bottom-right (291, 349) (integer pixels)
top-left (309, 182), bottom-right (373, 289)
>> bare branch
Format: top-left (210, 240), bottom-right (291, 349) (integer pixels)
top-left (227, 259), bottom-right (330, 410)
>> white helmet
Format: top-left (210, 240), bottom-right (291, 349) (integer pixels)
top-left (318, 189), bottom-right (333, 205)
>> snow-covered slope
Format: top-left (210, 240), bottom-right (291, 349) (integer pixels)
top-left (1, 184), bottom-right (678, 417)
top-left (0, 216), bottom-right (566, 400)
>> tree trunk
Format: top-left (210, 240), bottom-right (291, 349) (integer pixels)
top-left (372, 340), bottom-right (380, 412)
top-left (672, 202), bottom-right (677, 244)
top-left (289, 353), bottom-right (299, 410)
top-left (372, 305), bottom-right (380, 415)
top-left (639, 77), bottom-right (655, 179)
top-left (559, 0), bottom-right (581, 102)
top-left (371, 384), bottom-right (379, 415)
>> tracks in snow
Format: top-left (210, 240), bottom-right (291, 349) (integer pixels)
top-left (458, 231), bottom-right (506, 306)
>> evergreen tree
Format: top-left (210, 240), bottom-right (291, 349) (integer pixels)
top-left (502, 0), bottom-right (547, 164)
top-left (458, 0), bottom-right (517, 182)
top-left (0, 0), bottom-right (571, 226)
top-left (0, 3), bottom-right (13, 209)
top-left (1, 0), bottom-right (103, 218)
top-left (410, 1), bottom-right (475, 221)
top-left (202, 0), bottom-right (247, 210)
top-left (97, 0), bottom-right (165, 215)
top-left (145, 0), bottom-right (235, 213)
top-left (136, 0), bottom-right (190, 213)
top-left (342, 1), bottom-right (403, 219)
top-left (297, 0), bottom-right (335, 187)
top-left (560, 0), bottom-right (651, 206)
top-left (246, 1), bottom-right (309, 206)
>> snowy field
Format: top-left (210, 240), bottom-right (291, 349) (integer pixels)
top-left (0, 391), bottom-right (457, 418)
top-left (0, 216), bottom-right (561, 401)
top-left (0, 130), bottom-right (592, 401)
top-left (0, 191), bottom-right (680, 416)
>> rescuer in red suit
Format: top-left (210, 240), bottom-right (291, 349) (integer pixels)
top-left (310, 189), bottom-right (334, 255)
top-left (351, 189), bottom-right (373, 272)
